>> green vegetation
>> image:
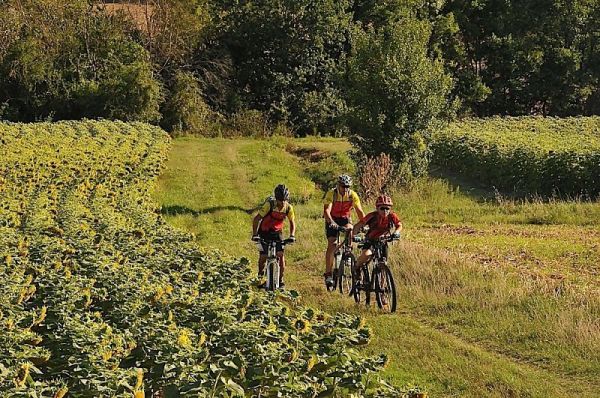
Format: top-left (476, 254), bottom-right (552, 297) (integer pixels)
top-left (154, 136), bottom-right (600, 397)
top-left (0, 122), bottom-right (401, 397)
top-left (4, 0), bottom-right (599, 134)
top-left (432, 117), bottom-right (600, 197)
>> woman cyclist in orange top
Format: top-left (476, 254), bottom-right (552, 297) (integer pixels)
top-left (322, 174), bottom-right (365, 287)
top-left (252, 184), bottom-right (296, 288)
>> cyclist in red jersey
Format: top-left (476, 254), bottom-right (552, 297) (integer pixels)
top-left (352, 194), bottom-right (402, 273)
top-left (252, 184), bottom-right (296, 288)
top-left (323, 174), bottom-right (365, 287)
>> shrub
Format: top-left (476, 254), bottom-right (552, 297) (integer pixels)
top-left (161, 71), bottom-right (215, 135)
top-left (357, 153), bottom-right (395, 203)
top-left (0, 0), bottom-right (162, 123)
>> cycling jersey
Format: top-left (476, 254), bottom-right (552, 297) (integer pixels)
top-left (363, 211), bottom-right (401, 239)
top-left (323, 188), bottom-right (361, 218)
top-left (258, 201), bottom-right (295, 233)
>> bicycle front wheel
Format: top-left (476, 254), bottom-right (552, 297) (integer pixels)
top-left (373, 264), bottom-right (397, 312)
top-left (266, 260), bottom-right (277, 291)
top-left (338, 253), bottom-right (355, 295)
top-left (352, 265), bottom-right (370, 306)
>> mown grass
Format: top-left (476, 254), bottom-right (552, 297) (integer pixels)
top-left (152, 136), bottom-right (600, 397)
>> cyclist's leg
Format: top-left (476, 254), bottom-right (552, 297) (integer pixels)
top-left (258, 254), bottom-right (267, 274)
top-left (276, 250), bottom-right (284, 283)
top-left (325, 216), bottom-right (347, 275)
top-left (325, 236), bottom-right (337, 275)
top-left (356, 248), bottom-right (372, 273)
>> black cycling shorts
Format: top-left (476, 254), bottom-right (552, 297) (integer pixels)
top-left (258, 231), bottom-right (284, 254)
top-left (360, 239), bottom-right (388, 258)
top-left (325, 217), bottom-right (350, 238)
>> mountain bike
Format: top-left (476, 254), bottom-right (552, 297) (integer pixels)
top-left (256, 238), bottom-right (295, 291)
top-left (328, 226), bottom-right (357, 295)
top-left (351, 234), bottom-right (399, 312)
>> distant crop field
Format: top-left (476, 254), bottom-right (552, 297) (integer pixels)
top-left (432, 117), bottom-right (600, 197)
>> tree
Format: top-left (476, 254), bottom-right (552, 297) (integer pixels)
top-left (346, 20), bottom-right (453, 179)
top-left (0, 0), bottom-right (161, 122)
top-left (213, 0), bottom-right (354, 135)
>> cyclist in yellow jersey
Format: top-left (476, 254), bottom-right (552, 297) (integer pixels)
top-left (252, 184), bottom-right (296, 288)
top-left (322, 174), bottom-right (365, 287)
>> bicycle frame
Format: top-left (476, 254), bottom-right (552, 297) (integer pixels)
top-left (259, 238), bottom-right (293, 291)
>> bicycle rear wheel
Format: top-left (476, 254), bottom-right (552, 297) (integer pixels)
top-left (373, 264), bottom-right (396, 312)
top-left (338, 253), bottom-right (355, 295)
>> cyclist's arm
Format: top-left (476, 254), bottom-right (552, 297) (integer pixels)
top-left (352, 219), bottom-right (365, 236)
top-left (351, 191), bottom-right (366, 221)
top-left (392, 213), bottom-right (403, 233)
top-left (287, 206), bottom-right (297, 237)
top-left (323, 203), bottom-right (334, 224)
top-left (252, 214), bottom-right (262, 236)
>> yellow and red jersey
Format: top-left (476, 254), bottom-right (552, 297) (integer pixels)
top-left (323, 188), bottom-right (361, 218)
top-left (363, 211), bottom-right (401, 239)
top-left (258, 201), bottom-right (295, 233)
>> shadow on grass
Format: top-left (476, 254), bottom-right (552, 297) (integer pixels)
top-left (161, 204), bottom-right (259, 216)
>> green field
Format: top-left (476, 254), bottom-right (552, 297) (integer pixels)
top-left (0, 123), bottom-right (400, 397)
top-left (153, 136), bottom-right (600, 397)
top-left (432, 117), bottom-right (600, 197)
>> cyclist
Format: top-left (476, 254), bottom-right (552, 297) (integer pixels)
top-left (252, 184), bottom-right (296, 288)
top-left (352, 194), bottom-right (402, 274)
top-left (323, 174), bottom-right (365, 288)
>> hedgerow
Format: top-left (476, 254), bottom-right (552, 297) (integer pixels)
top-left (0, 120), bottom-right (400, 397)
top-left (431, 117), bottom-right (600, 198)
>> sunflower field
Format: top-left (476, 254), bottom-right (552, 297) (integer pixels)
top-left (0, 121), bottom-right (399, 397)
top-left (432, 117), bottom-right (600, 197)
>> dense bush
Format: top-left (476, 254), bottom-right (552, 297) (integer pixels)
top-left (431, 117), bottom-right (600, 198)
top-left (161, 71), bottom-right (215, 135)
top-left (0, 0), bottom-right (162, 123)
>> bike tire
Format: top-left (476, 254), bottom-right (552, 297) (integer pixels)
top-left (352, 265), bottom-right (371, 305)
top-left (327, 268), bottom-right (338, 292)
top-left (338, 253), bottom-right (355, 295)
top-left (267, 260), bottom-right (277, 291)
top-left (373, 264), bottom-right (397, 312)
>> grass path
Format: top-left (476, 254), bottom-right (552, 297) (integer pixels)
top-left (152, 137), bottom-right (600, 397)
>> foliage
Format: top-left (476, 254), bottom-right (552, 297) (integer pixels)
top-left (442, 0), bottom-right (600, 116)
top-left (161, 71), bottom-right (216, 135)
top-left (0, 0), bottom-right (162, 122)
top-left (0, 120), bottom-right (402, 397)
top-left (356, 153), bottom-right (395, 203)
top-left (346, 21), bottom-right (454, 180)
top-left (431, 117), bottom-right (600, 198)
top-left (213, 0), bottom-right (354, 135)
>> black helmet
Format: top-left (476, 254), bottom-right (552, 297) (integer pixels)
top-left (274, 184), bottom-right (290, 201)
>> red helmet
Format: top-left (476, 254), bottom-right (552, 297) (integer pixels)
top-left (375, 195), bottom-right (393, 207)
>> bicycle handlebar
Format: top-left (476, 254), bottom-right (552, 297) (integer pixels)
top-left (254, 237), bottom-right (295, 245)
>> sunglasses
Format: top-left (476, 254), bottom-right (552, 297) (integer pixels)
top-left (340, 184), bottom-right (350, 188)
top-left (378, 206), bottom-right (391, 211)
